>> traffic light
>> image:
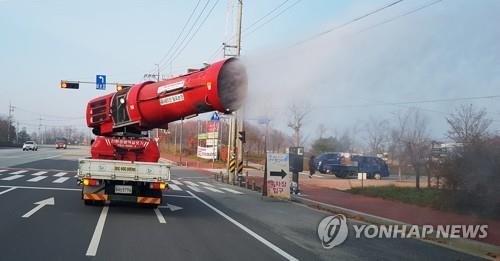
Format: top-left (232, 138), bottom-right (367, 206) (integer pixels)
top-left (60, 80), bottom-right (79, 89)
top-left (116, 84), bottom-right (133, 91)
top-left (238, 131), bottom-right (246, 143)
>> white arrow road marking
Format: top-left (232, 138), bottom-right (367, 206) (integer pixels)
top-left (183, 181), bottom-right (199, 186)
top-left (2, 175), bottom-right (24, 181)
top-left (168, 184), bottom-right (182, 191)
top-left (170, 179), bottom-right (183, 185)
top-left (31, 171), bottom-right (48, 176)
top-left (53, 177), bottom-right (70, 183)
top-left (159, 204), bottom-right (183, 212)
top-left (199, 182), bottom-right (214, 187)
top-left (187, 185), bottom-right (202, 192)
top-left (0, 187), bottom-right (16, 195)
top-left (54, 172), bottom-right (67, 177)
top-left (27, 176), bottom-right (47, 182)
top-left (220, 188), bottom-right (244, 194)
top-left (22, 197), bottom-right (55, 218)
top-left (204, 186), bottom-right (224, 193)
top-left (86, 206), bottom-right (109, 256)
top-left (9, 170), bottom-right (27, 175)
top-left (187, 191), bottom-right (299, 261)
top-left (154, 208), bottom-right (166, 224)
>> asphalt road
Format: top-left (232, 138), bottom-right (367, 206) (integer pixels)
top-left (0, 146), bottom-right (482, 260)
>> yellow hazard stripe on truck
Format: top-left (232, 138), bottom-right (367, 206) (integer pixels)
top-left (83, 193), bottom-right (108, 201)
top-left (137, 197), bottom-right (161, 204)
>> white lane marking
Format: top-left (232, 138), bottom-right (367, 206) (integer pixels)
top-left (154, 208), bottom-right (166, 224)
top-left (9, 170), bottom-right (27, 175)
top-left (86, 206), bottom-right (109, 256)
top-left (0, 185), bottom-right (79, 191)
top-left (2, 175), bottom-right (24, 181)
top-left (0, 187), bottom-right (16, 195)
top-left (220, 188), bottom-right (244, 194)
top-left (168, 184), bottom-right (182, 191)
top-left (170, 179), bottom-right (183, 185)
top-left (187, 185), bottom-right (202, 192)
top-left (54, 172), bottom-right (67, 177)
top-left (27, 176), bottom-right (48, 182)
top-left (31, 171), bottom-right (48, 176)
top-left (0, 170), bottom-right (7, 173)
top-left (204, 186), bottom-right (224, 193)
top-left (199, 181), bottom-right (214, 187)
top-left (45, 154), bottom-right (62, 159)
top-left (162, 194), bottom-right (194, 198)
top-left (53, 177), bottom-right (70, 183)
top-left (184, 181), bottom-right (199, 187)
top-left (187, 191), bottom-right (299, 261)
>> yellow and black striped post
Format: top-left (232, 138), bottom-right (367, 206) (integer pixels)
top-left (237, 161), bottom-right (244, 174)
top-left (229, 158), bottom-right (236, 174)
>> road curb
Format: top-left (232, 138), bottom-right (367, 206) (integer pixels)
top-left (159, 158), bottom-right (178, 166)
top-left (292, 195), bottom-right (500, 261)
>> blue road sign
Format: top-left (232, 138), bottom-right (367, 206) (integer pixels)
top-left (96, 75), bottom-right (106, 90)
top-left (210, 112), bottom-right (220, 121)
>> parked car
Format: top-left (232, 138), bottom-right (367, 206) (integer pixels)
top-left (316, 152), bottom-right (389, 179)
top-left (22, 141), bottom-right (38, 151)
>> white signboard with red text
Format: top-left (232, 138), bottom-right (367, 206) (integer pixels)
top-left (266, 153), bottom-right (291, 199)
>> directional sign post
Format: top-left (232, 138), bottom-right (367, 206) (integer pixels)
top-left (210, 112), bottom-right (220, 121)
top-left (266, 153), bottom-right (291, 199)
top-left (96, 75), bottom-right (106, 90)
top-left (22, 197), bottom-right (55, 218)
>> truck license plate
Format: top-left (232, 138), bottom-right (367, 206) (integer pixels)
top-left (115, 185), bottom-right (132, 194)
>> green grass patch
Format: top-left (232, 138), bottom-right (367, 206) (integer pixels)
top-left (348, 185), bottom-right (442, 208)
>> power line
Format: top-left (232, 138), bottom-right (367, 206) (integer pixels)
top-left (357, 0), bottom-right (443, 33)
top-left (160, 0), bottom-right (212, 71)
top-left (157, 0), bottom-right (202, 67)
top-left (244, 0), bottom-right (302, 37)
top-left (295, 0), bottom-right (404, 46)
top-left (14, 106), bottom-right (83, 120)
top-left (206, 0), bottom-right (298, 61)
top-left (244, 0), bottom-right (290, 33)
top-left (167, 0), bottom-right (220, 66)
top-left (317, 95), bottom-right (500, 109)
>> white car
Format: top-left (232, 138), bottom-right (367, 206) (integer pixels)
top-left (22, 141), bottom-right (38, 151)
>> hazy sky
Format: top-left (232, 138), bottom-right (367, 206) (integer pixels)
top-left (1, 0), bottom-right (499, 144)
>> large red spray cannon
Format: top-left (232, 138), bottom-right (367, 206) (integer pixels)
top-left (87, 58), bottom-right (247, 136)
top-left (86, 58), bottom-right (247, 162)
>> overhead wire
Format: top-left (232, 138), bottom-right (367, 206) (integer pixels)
top-left (167, 0), bottom-right (220, 66)
top-left (160, 0), bottom-right (212, 71)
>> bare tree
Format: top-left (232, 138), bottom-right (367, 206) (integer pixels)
top-left (365, 118), bottom-right (390, 155)
top-left (287, 103), bottom-right (310, 147)
top-left (398, 109), bottom-right (431, 189)
top-left (317, 124), bottom-right (328, 139)
top-left (446, 104), bottom-right (492, 144)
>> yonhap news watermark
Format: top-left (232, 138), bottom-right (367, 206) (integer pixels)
top-left (317, 214), bottom-right (489, 249)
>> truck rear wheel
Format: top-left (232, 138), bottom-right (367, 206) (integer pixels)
top-left (335, 171), bottom-right (348, 179)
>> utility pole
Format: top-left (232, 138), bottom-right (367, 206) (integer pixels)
top-left (234, 0), bottom-right (244, 183)
top-left (179, 118), bottom-right (184, 165)
top-left (226, 0), bottom-right (243, 184)
top-left (38, 116), bottom-right (42, 144)
top-left (7, 102), bottom-right (14, 143)
top-left (16, 122), bottom-right (19, 144)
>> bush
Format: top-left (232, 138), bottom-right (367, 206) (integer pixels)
top-left (438, 138), bottom-right (500, 219)
top-left (349, 185), bottom-right (442, 208)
